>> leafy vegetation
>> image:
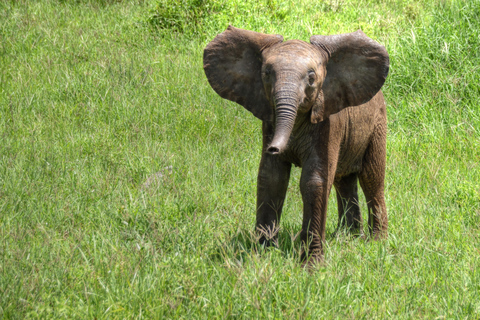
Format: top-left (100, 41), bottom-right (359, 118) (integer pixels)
top-left (148, 0), bottom-right (434, 41)
top-left (1, 0), bottom-right (479, 318)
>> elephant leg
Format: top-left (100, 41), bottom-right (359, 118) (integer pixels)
top-left (334, 173), bottom-right (363, 236)
top-left (359, 126), bottom-right (388, 239)
top-left (256, 153), bottom-right (292, 246)
top-left (299, 163), bottom-right (334, 263)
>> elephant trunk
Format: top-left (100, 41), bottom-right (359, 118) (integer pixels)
top-left (267, 88), bottom-right (300, 155)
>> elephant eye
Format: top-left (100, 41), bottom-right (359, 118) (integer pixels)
top-left (308, 71), bottom-right (316, 86)
top-left (262, 69), bottom-right (271, 83)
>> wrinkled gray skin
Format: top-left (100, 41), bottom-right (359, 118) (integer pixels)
top-left (204, 26), bottom-right (389, 264)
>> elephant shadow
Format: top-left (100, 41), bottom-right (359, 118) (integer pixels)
top-left (208, 223), bottom-right (350, 264)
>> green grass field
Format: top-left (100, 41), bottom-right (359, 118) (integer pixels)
top-left (1, 0), bottom-right (479, 318)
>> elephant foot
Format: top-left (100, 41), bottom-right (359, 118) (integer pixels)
top-left (370, 229), bottom-right (388, 241)
top-left (300, 241), bottom-right (324, 268)
top-left (300, 250), bottom-right (324, 270)
top-left (256, 223), bottom-right (280, 248)
top-left (258, 235), bottom-right (278, 248)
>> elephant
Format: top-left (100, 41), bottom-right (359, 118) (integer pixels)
top-left (203, 26), bottom-right (389, 264)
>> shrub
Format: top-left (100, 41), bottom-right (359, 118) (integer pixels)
top-left (147, 0), bottom-right (294, 40)
top-left (147, 0), bottom-right (438, 43)
top-left (147, 0), bottom-right (218, 35)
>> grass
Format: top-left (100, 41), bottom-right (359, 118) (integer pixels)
top-left (1, 0), bottom-right (479, 318)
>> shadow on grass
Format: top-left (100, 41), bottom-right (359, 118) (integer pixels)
top-left (208, 223), bottom-right (370, 266)
top-left (208, 223), bottom-right (306, 265)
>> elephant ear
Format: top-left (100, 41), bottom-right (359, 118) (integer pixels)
top-left (203, 26), bottom-right (283, 121)
top-left (309, 30), bottom-right (389, 123)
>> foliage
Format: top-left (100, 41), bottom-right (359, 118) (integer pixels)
top-left (147, 0), bottom-right (435, 41)
top-left (1, 0), bottom-right (479, 318)
top-left (148, 0), bottom-right (218, 35)
top-left (147, 0), bottom-right (296, 40)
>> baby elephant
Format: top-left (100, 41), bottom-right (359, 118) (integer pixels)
top-left (203, 26), bottom-right (389, 264)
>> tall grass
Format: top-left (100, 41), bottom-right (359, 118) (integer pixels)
top-left (0, 0), bottom-right (479, 318)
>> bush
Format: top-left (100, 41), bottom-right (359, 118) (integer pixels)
top-left (148, 0), bottom-right (304, 40)
top-left (147, 0), bottom-right (436, 42)
top-left (148, 0), bottom-right (218, 35)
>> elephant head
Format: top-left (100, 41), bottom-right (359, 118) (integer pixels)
top-left (203, 26), bottom-right (389, 154)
